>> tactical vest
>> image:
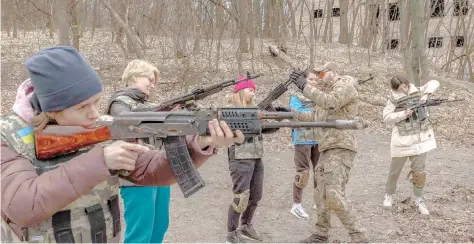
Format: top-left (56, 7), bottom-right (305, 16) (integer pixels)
top-left (109, 95), bottom-right (160, 112)
top-left (295, 128), bottom-right (317, 143)
top-left (391, 92), bottom-right (432, 136)
top-left (291, 96), bottom-right (317, 144)
top-left (1, 115), bottom-right (121, 243)
top-left (109, 95), bottom-right (163, 147)
top-left (229, 135), bottom-right (264, 160)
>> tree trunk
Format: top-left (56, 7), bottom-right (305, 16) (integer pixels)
top-left (91, 0), bottom-right (98, 38)
top-left (263, 0), bottom-right (272, 37)
top-left (409, 0), bottom-right (426, 86)
top-left (323, 0), bottom-right (334, 42)
top-left (381, 0), bottom-right (388, 53)
top-left (297, 0), bottom-right (304, 38)
top-left (348, 0), bottom-right (361, 45)
top-left (339, 0), bottom-right (349, 44)
top-left (460, 2), bottom-right (474, 82)
top-left (70, 0), bottom-right (80, 51)
top-left (238, 0), bottom-right (249, 54)
top-left (254, 0), bottom-right (262, 38)
top-left (215, 3), bottom-right (225, 71)
top-left (80, 0), bottom-right (88, 38)
top-left (101, 0), bottom-right (143, 59)
top-left (12, 0), bottom-right (18, 38)
top-left (287, 0), bottom-right (299, 38)
top-left (57, 0), bottom-right (70, 45)
top-left (400, 0), bottom-right (412, 78)
top-left (309, 0), bottom-right (315, 67)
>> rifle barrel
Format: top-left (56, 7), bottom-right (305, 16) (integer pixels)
top-left (261, 120), bottom-right (366, 130)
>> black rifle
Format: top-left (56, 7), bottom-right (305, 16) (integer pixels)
top-left (134, 72), bottom-right (264, 112)
top-left (396, 98), bottom-right (465, 121)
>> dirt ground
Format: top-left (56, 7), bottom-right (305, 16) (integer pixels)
top-left (1, 31), bottom-right (473, 243)
top-left (163, 131), bottom-right (474, 243)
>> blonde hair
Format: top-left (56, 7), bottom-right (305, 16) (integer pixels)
top-left (121, 59), bottom-right (160, 86)
top-left (229, 90), bottom-right (255, 107)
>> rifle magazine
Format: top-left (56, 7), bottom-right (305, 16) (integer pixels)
top-left (163, 136), bottom-right (205, 198)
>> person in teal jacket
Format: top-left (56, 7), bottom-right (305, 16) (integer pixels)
top-left (289, 72), bottom-right (321, 220)
top-left (106, 59), bottom-right (170, 243)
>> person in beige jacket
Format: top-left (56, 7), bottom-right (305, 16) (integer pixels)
top-left (382, 74), bottom-right (440, 215)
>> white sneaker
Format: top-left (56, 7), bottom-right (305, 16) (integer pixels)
top-left (291, 203), bottom-right (310, 219)
top-left (414, 197), bottom-right (430, 215)
top-left (383, 194), bottom-right (393, 207)
top-left (313, 204), bottom-right (317, 210)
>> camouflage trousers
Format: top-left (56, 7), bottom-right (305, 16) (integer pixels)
top-left (313, 148), bottom-right (364, 237)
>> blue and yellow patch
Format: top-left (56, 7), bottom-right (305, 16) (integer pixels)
top-left (16, 126), bottom-right (34, 144)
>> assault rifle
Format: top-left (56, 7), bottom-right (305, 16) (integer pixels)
top-left (258, 45), bottom-right (305, 110)
top-left (396, 98), bottom-right (465, 121)
top-left (134, 72), bottom-right (263, 112)
top-left (34, 108), bottom-right (367, 198)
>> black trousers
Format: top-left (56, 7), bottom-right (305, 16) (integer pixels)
top-left (227, 159), bottom-right (264, 232)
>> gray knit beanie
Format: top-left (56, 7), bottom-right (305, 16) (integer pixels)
top-left (25, 46), bottom-right (102, 112)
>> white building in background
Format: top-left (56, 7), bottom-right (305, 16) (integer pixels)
top-left (294, 0), bottom-right (472, 80)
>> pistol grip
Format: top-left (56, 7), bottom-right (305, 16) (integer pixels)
top-left (163, 136), bottom-right (205, 198)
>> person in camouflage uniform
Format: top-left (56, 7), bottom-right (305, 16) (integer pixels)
top-left (225, 77), bottom-right (279, 243)
top-left (105, 59), bottom-right (172, 243)
top-left (382, 74), bottom-right (439, 215)
top-left (290, 62), bottom-right (367, 243)
top-left (1, 46), bottom-right (244, 243)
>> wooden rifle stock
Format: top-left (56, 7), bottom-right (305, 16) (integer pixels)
top-left (35, 126), bottom-right (111, 160)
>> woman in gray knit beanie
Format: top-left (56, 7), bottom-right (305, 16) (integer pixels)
top-left (1, 46), bottom-right (244, 242)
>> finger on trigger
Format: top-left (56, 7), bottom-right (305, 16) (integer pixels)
top-left (122, 142), bottom-right (150, 153)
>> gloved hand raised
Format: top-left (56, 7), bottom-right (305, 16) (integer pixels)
top-left (289, 70), bottom-right (307, 91)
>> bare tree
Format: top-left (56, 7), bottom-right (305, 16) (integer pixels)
top-left (323, 0), bottom-right (334, 42)
top-left (409, 0), bottom-right (427, 86)
top-left (91, 0), bottom-right (98, 38)
top-left (57, 0), bottom-right (71, 45)
top-left (339, 0), bottom-right (350, 44)
top-left (70, 0), bottom-right (80, 50)
top-left (399, 0), bottom-right (412, 78)
top-left (101, 0), bottom-right (144, 59)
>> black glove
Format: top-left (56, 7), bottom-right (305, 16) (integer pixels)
top-left (274, 106), bottom-right (291, 112)
top-left (289, 70), bottom-right (307, 90)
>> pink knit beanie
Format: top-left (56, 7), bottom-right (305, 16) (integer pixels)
top-left (234, 75), bottom-right (256, 93)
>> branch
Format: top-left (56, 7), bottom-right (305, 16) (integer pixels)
top-left (208, 0), bottom-right (240, 23)
top-left (440, 48), bottom-right (474, 69)
top-left (26, 0), bottom-right (52, 16)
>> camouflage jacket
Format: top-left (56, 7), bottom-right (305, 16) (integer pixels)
top-left (105, 87), bottom-right (160, 114)
top-left (295, 75), bottom-right (359, 152)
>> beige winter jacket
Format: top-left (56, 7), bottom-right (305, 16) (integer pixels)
top-left (382, 80), bottom-right (440, 158)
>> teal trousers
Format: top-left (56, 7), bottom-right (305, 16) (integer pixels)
top-left (120, 186), bottom-right (171, 243)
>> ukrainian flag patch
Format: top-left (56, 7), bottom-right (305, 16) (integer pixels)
top-left (16, 126), bottom-right (34, 144)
